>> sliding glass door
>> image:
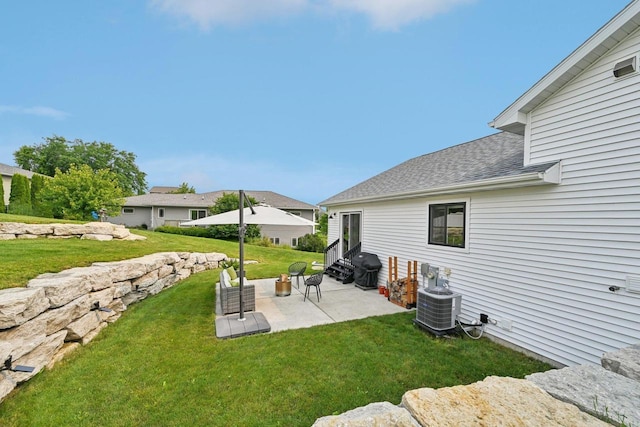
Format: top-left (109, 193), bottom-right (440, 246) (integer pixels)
top-left (341, 212), bottom-right (361, 255)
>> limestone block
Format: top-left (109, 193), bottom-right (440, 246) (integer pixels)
top-left (177, 252), bottom-right (191, 259)
top-left (113, 281), bottom-right (132, 298)
top-left (158, 264), bottom-right (174, 279)
top-left (402, 376), bottom-right (610, 427)
top-left (183, 253), bottom-right (197, 269)
top-left (93, 259), bottom-right (149, 282)
top-left (89, 287), bottom-right (116, 311)
top-left (0, 287), bottom-right (49, 329)
top-left (11, 330), bottom-right (66, 384)
top-left (22, 223), bottom-right (54, 235)
top-left (146, 280), bottom-right (166, 296)
top-left (132, 269), bottom-right (159, 289)
top-left (121, 290), bottom-right (147, 307)
top-left (123, 233), bottom-right (146, 241)
top-left (110, 225), bottom-right (130, 239)
top-left (53, 223), bottom-right (91, 236)
top-left (34, 293), bottom-right (94, 335)
top-left (81, 233), bottom-right (114, 241)
top-left (0, 234), bottom-right (16, 240)
top-left (177, 269), bottom-right (192, 281)
top-left (192, 264), bottom-right (206, 274)
top-left (0, 342), bottom-right (12, 366)
top-left (195, 253), bottom-right (207, 264)
top-left (313, 401), bottom-right (419, 427)
top-left (0, 317), bottom-right (47, 360)
top-left (17, 234), bottom-right (39, 239)
top-left (602, 343), bottom-right (640, 381)
top-left (527, 365), bottom-right (640, 427)
top-left (174, 260), bottom-right (186, 271)
top-left (0, 372), bottom-right (17, 404)
top-left (107, 298), bottom-right (126, 313)
top-left (46, 342), bottom-right (81, 370)
top-left (65, 311), bottom-right (102, 341)
top-left (27, 270), bottom-right (94, 308)
top-left (47, 235), bottom-right (75, 239)
top-left (0, 222), bottom-right (27, 234)
top-left (81, 322), bottom-right (108, 345)
top-left (61, 266), bottom-right (114, 291)
top-left (205, 252), bottom-right (226, 263)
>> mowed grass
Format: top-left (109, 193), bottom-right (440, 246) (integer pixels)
top-left (0, 215), bottom-right (553, 426)
top-left (0, 213), bottom-right (322, 289)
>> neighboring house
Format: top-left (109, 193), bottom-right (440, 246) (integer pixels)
top-left (320, 1), bottom-right (640, 368)
top-left (109, 190), bottom-right (318, 247)
top-left (0, 162), bottom-right (38, 208)
top-left (148, 186), bottom-right (180, 194)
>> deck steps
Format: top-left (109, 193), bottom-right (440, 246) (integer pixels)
top-left (324, 259), bottom-right (354, 284)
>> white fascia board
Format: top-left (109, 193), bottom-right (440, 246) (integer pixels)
top-left (322, 164), bottom-right (561, 207)
top-left (491, 1), bottom-right (640, 132)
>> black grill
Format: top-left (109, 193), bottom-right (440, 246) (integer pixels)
top-left (351, 252), bottom-right (382, 289)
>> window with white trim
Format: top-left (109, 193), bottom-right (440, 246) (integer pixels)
top-left (122, 207), bottom-right (134, 214)
top-left (291, 237), bottom-right (298, 247)
top-left (270, 237), bottom-right (280, 245)
top-left (428, 202), bottom-right (466, 248)
top-left (158, 208), bottom-right (165, 218)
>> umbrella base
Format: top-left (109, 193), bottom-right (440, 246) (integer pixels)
top-left (215, 312), bottom-right (271, 339)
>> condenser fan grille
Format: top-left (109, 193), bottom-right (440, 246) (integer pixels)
top-left (416, 289), bottom-right (461, 331)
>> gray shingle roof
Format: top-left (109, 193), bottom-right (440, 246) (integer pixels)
top-left (0, 162), bottom-right (38, 178)
top-left (320, 132), bottom-right (557, 206)
top-left (125, 190), bottom-right (317, 210)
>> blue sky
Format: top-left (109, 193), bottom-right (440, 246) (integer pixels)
top-left (0, 0), bottom-right (631, 205)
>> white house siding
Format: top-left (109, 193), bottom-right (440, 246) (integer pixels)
top-left (330, 184), bottom-right (640, 367)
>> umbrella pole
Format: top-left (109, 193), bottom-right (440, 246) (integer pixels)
top-left (238, 190), bottom-right (246, 321)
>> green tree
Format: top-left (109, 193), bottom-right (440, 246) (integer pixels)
top-left (296, 233), bottom-right (326, 253)
top-left (317, 212), bottom-right (328, 235)
top-left (30, 174), bottom-right (50, 217)
top-left (40, 165), bottom-right (125, 220)
top-left (8, 174), bottom-right (32, 215)
top-left (14, 135), bottom-right (147, 196)
top-left (169, 182), bottom-right (196, 194)
top-left (208, 192), bottom-right (261, 240)
top-left (0, 178), bottom-right (4, 212)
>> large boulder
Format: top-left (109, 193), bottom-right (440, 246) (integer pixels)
top-left (602, 343), bottom-right (640, 381)
top-left (527, 365), bottom-right (640, 427)
top-left (0, 317), bottom-right (47, 361)
top-left (313, 401), bottom-right (419, 427)
top-left (0, 287), bottom-right (49, 329)
top-left (27, 270), bottom-right (95, 308)
top-left (402, 376), bottom-right (610, 427)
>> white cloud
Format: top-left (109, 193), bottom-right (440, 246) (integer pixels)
top-left (149, 0), bottom-right (307, 29)
top-left (0, 105), bottom-right (70, 120)
top-left (149, 0), bottom-right (474, 31)
top-left (328, 0), bottom-right (475, 30)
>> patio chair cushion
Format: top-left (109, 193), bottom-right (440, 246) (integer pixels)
top-left (226, 267), bottom-right (238, 280)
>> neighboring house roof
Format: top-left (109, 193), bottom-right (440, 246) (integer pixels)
top-left (0, 162), bottom-right (37, 179)
top-left (491, 0), bottom-right (640, 134)
top-left (320, 132), bottom-right (559, 206)
top-left (124, 190), bottom-right (317, 210)
top-left (149, 186), bottom-right (180, 194)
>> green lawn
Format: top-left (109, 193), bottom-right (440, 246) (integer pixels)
top-left (0, 215), bottom-right (552, 426)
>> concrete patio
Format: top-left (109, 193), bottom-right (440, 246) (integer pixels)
top-left (215, 274), bottom-right (411, 334)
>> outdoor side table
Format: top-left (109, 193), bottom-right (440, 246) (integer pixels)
top-left (275, 279), bottom-right (291, 296)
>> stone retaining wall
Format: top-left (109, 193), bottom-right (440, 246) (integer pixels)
top-left (0, 222), bottom-right (146, 241)
top-left (0, 251), bottom-right (226, 403)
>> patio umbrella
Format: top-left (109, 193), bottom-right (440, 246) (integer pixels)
top-left (181, 205), bottom-right (316, 227)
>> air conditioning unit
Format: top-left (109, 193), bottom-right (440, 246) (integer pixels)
top-left (415, 287), bottom-right (461, 332)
